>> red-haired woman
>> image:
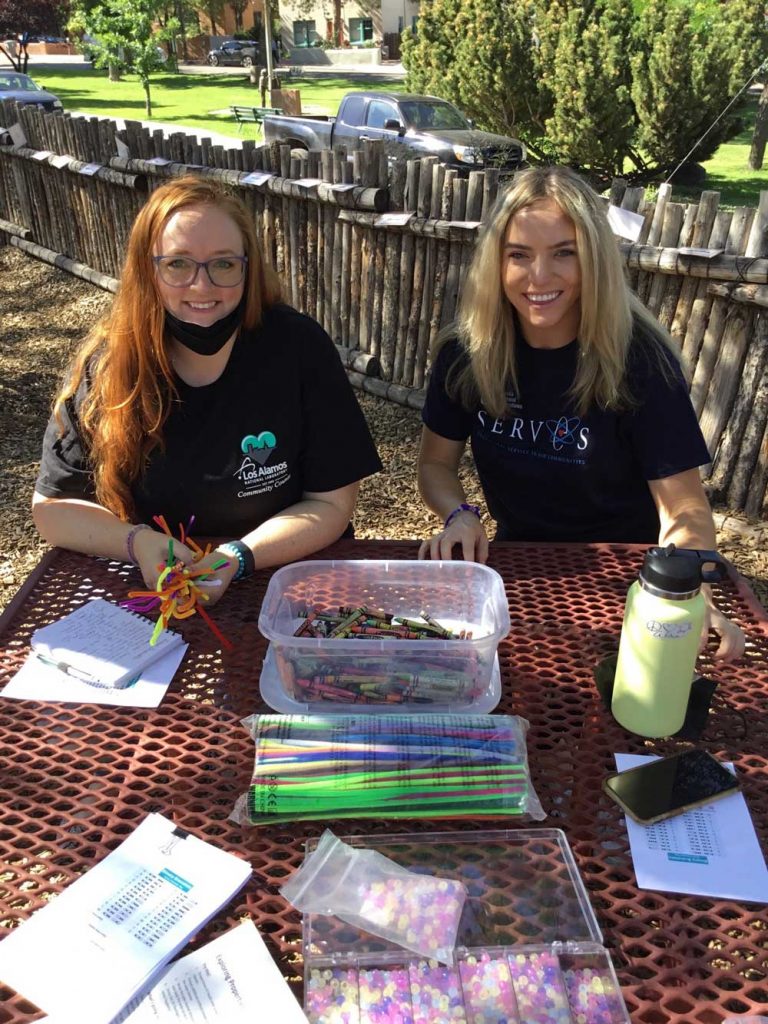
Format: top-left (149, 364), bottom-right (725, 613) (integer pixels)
top-left (33, 176), bottom-right (381, 602)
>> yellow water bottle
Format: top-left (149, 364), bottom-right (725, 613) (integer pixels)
top-left (611, 545), bottom-right (727, 738)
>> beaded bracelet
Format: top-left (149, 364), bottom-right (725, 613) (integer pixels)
top-left (444, 503), bottom-right (481, 529)
top-left (125, 523), bottom-right (152, 565)
top-left (218, 540), bottom-right (255, 581)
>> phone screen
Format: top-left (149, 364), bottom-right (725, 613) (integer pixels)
top-left (604, 750), bottom-right (739, 823)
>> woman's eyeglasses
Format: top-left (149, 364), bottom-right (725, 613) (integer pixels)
top-left (153, 255), bottom-right (248, 288)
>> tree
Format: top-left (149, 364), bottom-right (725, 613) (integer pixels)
top-left (630, 0), bottom-right (735, 176)
top-left (541, 0), bottom-right (635, 181)
top-left (0, 0), bottom-right (68, 72)
top-left (403, 0), bottom-right (767, 183)
top-left (194, 0), bottom-right (225, 36)
top-left (230, 0), bottom-right (248, 32)
top-left (402, 0), bottom-right (548, 155)
top-left (68, 0), bottom-right (178, 115)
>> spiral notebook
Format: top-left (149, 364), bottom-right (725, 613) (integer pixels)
top-left (31, 598), bottom-right (184, 689)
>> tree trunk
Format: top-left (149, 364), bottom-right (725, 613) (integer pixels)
top-left (334, 0), bottom-right (343, 46)
top-left (108, 63), bottom-right (121, 82)
top-left (143, 80), bottom-right (152, 118)
top-left (749, 82), bottom-right (768, 170)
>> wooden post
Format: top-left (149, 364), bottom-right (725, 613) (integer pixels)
top-left (393, 159), bottom-right (419, 384)
top-left (669, 191), bottom-right (720, 344)
top-left (379, 160), bottom-right (406, 381)
top-left (403, 157), bottom-right (436, 386)
top-left (708, 313), bottom-right (768, 504)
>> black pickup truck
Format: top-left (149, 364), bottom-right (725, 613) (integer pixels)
top-left (262, 91), bottom-right (526, 174)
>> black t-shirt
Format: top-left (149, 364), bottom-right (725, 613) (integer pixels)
top-left (36, 305), bottom-right (382, 536)
top-left (422, 333), bottom-right (711, 543)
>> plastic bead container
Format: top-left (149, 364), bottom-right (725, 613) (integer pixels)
top-left (300, 828), bottom-right (632, 1024)
top-left (257, 560), bottom-right (510, 714)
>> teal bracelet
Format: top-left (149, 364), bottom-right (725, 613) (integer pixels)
top-left (218, 541), bottom-right (255, 581)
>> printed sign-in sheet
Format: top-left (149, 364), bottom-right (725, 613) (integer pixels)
top-left (615, 753), bottom-right (768, 902)
top-left (0, 813), bottom-right (251, 1023)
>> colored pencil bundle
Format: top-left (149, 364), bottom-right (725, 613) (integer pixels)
top-left (239, 714), bottom-right (542, 824)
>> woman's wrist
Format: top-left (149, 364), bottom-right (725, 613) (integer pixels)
top-left (125, 523), bottom-right (152, 565)
top-left (444, 503), bottom-right (482, 529)
top-left (218, 540), bottom-right (256, 581)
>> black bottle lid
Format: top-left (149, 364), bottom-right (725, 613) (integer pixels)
top-left (640, 544), bottom-right (727, 594)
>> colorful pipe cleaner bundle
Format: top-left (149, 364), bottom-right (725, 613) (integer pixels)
top-left (234, 714), bottom-right (544, 825)
top-left (122, 514), bottom-right (233, 649)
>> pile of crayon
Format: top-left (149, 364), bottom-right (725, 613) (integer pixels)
top-left (278, 606), bottom-right (485, 706)
top-left (304, 952), bottom-right (627, 1024)
top-left (278, 652), bottom-right (481, 706)
top-left (245, 714), bottom-right (534, 824)
top-left (294, 606), bottom-right (473, 641)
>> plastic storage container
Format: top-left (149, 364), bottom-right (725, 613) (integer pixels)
top-left (300, 828), bottom-right (632, 1024)
top-left (257, 560), bottom-right (510, 714)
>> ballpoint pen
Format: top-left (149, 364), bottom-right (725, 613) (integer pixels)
top-left (34, 653), bottom-right (134, 689)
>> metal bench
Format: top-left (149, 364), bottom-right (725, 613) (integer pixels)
top-left (230, 105), bottom-right (283, 133)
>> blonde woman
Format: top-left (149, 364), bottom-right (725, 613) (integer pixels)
top-left (418, 166), bottom-right (742, 659)
top-left (34, 176), bottom-right (381, 603)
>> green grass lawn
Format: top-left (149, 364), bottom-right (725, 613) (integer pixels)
top-left (29, 66), bottom-right (404, 140)
top-left (669, 94), bottom-right (768, 209)
top-left (28, 67), bottom-right (768, 208)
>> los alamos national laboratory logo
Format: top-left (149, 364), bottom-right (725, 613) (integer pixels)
top-left (233, 432), bottom-right (290, 498)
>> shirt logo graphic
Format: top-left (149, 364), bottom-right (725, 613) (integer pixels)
top-left (546, 416), bottom-right (580, 452)
top-left (240, 431), bottom-right (277, 466)
top-left (234, 430), bottom-right (290, 498)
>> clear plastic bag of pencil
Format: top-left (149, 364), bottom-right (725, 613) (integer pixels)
top-left (231, 713), bottom-right (545, 825)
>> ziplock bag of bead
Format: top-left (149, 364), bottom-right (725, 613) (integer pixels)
top-left (301, 828), bottom-right (632, 1024)
top-left (280, 829), bottom-right (467, 963)
top-left (230, 713), bottom-right (546, 825)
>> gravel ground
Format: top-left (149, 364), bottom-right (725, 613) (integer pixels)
top-left (1, 244), bottom-right (766, 613)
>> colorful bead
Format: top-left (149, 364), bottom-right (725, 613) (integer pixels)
top-left (563, 966), bottom-right (625, 1024)
top-left (358, 966), bottom-right (414, 1023)
top-left (459, 952), bottom-right (520, 1024)
top-left (358, 875), bottom-right (467, 962)
top-left (305, 966), bottom-right (360, 1024)
top-left (408, 960), bottom-right (467, 1024)
top-left (507, 951), bottom-right (571, 1024)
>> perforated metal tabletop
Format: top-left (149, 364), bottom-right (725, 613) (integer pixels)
top-left (0, 541), bottom-right (766, 1022)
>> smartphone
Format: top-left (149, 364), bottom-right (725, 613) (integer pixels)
top-left (603, 749), bottom-right (739, 825)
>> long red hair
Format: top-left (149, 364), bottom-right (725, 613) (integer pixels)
top-left (55, 176), bottom-right (282, 521)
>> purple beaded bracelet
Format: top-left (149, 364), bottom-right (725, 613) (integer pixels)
top-left (444, 503), bottom-right (481, 529)
top-left (125, 523), bottom-right (152, 565)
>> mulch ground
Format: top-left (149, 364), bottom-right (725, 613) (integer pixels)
top-left (1, 244), bottom-right (766, 613)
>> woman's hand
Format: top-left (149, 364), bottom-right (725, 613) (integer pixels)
top-left (701, 591), bottom-right (746, 662)
top-left (132, 529), bottom-right (197, 591)
top-left (418, 511), bottom-right (490, 563)
top-left (186, 547), bottom-right (240, 608)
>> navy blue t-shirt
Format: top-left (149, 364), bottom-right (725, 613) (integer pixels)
top-left (422, 333), bottom-right (710, 543)
top-left (36, 305), bottom-right (382, 536)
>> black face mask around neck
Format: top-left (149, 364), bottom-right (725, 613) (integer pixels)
top-left (165, 296), bottom-right (246, 356)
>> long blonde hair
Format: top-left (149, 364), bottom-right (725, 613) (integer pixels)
top-left (55, 176), bottom-right (282, 520)
top-left (447, 165), bottom-right (677, 417)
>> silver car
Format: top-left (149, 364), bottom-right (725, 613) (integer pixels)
top-left (0, 71), bottom-right (63, 112)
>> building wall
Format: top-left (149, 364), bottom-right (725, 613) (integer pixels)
top-left (197, 0), bottom-right (268, 37)
top-left (380, 0), bottom-right (419, 36)
top-left (277, 0), bottom-right (385, 49)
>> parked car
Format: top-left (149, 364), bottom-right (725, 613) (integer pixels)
top-left (263, 91), bottom-right (526, 174)
top-left (207, 39), bottom-right (260, 68)
top-left (0, 71), bottom-right (63, 112)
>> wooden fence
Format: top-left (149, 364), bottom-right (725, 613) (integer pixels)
top-left (1, 100), bottom-right (767, 517)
